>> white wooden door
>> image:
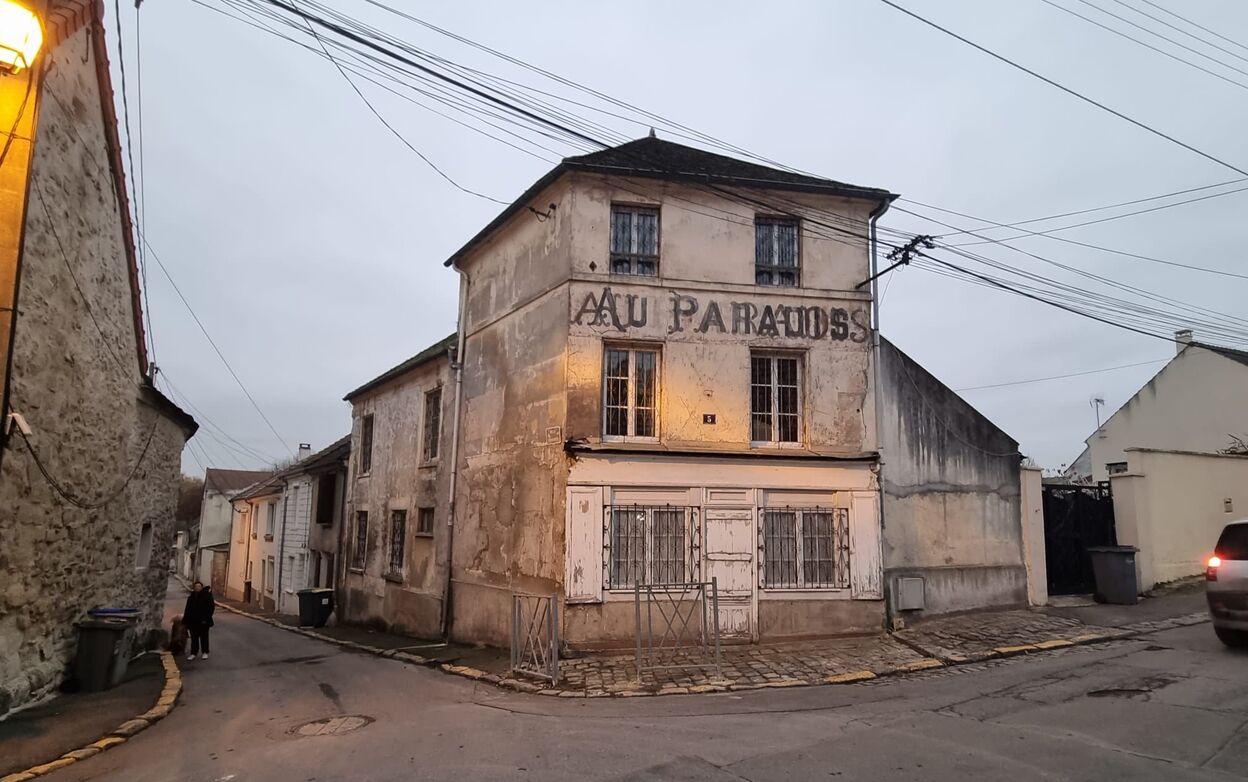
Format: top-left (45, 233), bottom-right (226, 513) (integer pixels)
top-left (703, 509), bottom-right (754, 640)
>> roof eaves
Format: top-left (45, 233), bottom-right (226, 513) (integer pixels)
top-left (343, 334), bottom-right (457, 402)
top-left (443, 163), bottom-right (568, 268)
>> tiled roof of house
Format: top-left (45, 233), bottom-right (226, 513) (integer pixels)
top-left (343, 334), bottom-right (456, 401)
top-left (204, 468), bottom-right (274, 495)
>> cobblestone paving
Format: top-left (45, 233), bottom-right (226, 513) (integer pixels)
top-left (895, 609), bottom-right (1127, 662)
top-left (553, 635), bottom-right (931, 695)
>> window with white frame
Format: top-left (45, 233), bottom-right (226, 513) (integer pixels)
top-left (750, 353), bottom-right (801, 444)
top-left (265, 501), bottom-right (277, 537)
top-left (609, 205), bottom-right (659, 276)
top-left (265, 557), bottom-right (276, 593)
top-left (604, 505), bottom-right (697, 589)
top-left (760, 507), bottom-right (850, 589)
top-left (603, 346), bottom-right (659, 439)
top-left (755, 217), bottom-right (799, 286)
top-left (422, 387), bottom-right (442, 461)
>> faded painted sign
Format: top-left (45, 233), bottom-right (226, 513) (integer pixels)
top-left (571, 286), bottom-right (869, 343)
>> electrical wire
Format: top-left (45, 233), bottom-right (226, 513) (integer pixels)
top-left (135, 1), bottom-right (154, 366)
top-left (17, 417), bottom-right (159, 510)
top-left (874, 0), bottom-right (1248, 177)
top-left (1107, 0), bottom-right (1248, 66)
top-left (955, 358), bottom-right (1166, 392)
top-left (1134, 0), bottom-right (1248, 55)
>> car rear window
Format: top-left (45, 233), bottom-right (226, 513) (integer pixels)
top-left (1216, 525), bottom-right (1248, 560)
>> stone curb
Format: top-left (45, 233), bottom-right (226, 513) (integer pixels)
top-left (0, 651), bottom-right (182, 782)
top-left (215, 598), bottom-right (1211, 700)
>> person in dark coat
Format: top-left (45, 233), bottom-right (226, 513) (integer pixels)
top-left (183, 581), bottom-right (215, 660)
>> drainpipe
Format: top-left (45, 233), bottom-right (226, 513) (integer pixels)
top-left (276, 483), bottom-right (289, 613)
top-left (439, 264), bottom-right (470, 640)
top-left (868, 196), bottom-right (893, 626)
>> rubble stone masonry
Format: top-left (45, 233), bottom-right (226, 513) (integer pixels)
top-left (0, 19), bottom-right (192, 716)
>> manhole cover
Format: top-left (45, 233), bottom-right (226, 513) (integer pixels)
top-left (293, 715), bottom-right (374, 737)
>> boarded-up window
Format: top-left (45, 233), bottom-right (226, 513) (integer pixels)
top-left (755, 218), bottom-right (799, 286)
top-left (360, 414), bottom-right (374, 474)
top-left (352, 511), bottom-right (368, 570)
top-left (416, 507), bottom-right (434, 536)
top-left (750, 354), bottom-right (801, 444)
top-left (610, 205), bottom-right (659, 276)
top-left (423, 388), bottom-right (441, 461)
top-left (388, 510), bottom-right (406, 575)
top-left (603, 346), bottom-right (658, 439)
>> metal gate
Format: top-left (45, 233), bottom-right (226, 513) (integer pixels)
top-left (510, 593), bottom-right (560, 683)
top-left (1043, 483), bottom-right (1116, 595)
top-left (634, 580), bottom-right (722, 676)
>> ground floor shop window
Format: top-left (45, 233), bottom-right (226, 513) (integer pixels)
top-left (605, 505), bottom-right (697, 588)
top-left (760, 507), bottom-right (849, 589)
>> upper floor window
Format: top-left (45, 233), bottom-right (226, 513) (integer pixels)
top-left (610, 205), bottom-right (659, 276)
top-left (603, 346), bottom-right (659, 439)
top-left (416, 507), bottom-right (435, 536)
top-left (422, 388), bottom-right (442, 462)
top-left (750, 353), bottom-right (801, 444)
top-left (388, 510), bottom-right (407, 576)
top-left (755, 217), bottom-right (799, 286)
top-left (359, 414), bottom-right (374, 474)
top-left (265, 502), bottom-right (277, 537)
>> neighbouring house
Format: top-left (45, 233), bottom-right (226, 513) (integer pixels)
top-left (1067, 331), bottom-right (1248, 484)
top-left (0, 2), bottom-right (197, 717)
top-left (195, 468), bottom-right (273, 592)
top-left (1058, 331), bottom-right (1248, 590)
top-left (343, 137), bottom-right (1042, 649)
top-left (341, 339), bottom-right (454, 637)
top-left (230, 479), bottom-right (284, 609)
top-left (274, 437), bottom-right (349, 616)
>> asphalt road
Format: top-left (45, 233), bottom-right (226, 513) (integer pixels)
top-left (47, 585), bottom-right (1248, 782)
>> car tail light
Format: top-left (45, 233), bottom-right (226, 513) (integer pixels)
top-left (1207, 555), bottom-right (1222, 581)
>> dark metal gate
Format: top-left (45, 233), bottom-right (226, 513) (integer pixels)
top-left (1042, 483), bottom-right (1116, 595)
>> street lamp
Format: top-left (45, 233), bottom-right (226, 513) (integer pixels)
top-left (0, 1), bottom-right (41, 74)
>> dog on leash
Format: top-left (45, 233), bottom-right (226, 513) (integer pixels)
top-left (169, 615), bottom-right (189, 655)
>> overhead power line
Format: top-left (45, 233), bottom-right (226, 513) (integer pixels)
top-left (956, 357), bottom-right (1167, 392)
top-left (1133, 0), bottom-right (1248, 55)
top-left (1107, 0), bottom-right (1248, 66)
top-left (874, 0), bottom-right (1248, 177)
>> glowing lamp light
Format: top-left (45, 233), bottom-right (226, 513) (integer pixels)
top-left (1208, 556), bottom-right (1222, 569)
top-left (0, 1), bottom-right (42, 75)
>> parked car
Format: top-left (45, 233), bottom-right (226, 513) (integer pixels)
top-left (1207, 519), bottom-right (1248, 648)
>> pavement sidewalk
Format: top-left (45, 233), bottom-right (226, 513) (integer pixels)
top-left (0, 654), bottom-right (164, 778)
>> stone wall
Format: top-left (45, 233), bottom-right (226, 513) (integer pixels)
top-left (0, 21), bottom-right (192, 716)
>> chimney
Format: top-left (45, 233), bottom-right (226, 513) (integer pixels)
top-left (297, 443), bottom-right (312, 462)
top-left (1175, 329), bottom-right (1193, 355)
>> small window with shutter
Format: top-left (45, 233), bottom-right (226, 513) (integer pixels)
top-left (610, 205), bottom-right (659, 276)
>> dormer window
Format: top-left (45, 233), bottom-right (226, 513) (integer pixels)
top-left (755, 217), bottom-right (800, 286)
top-left (610, 205), bottom-right (659, 276)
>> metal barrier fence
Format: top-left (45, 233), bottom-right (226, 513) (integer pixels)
top-left (510, 592), bottom-right (560, 683)
top-left (634, 579), bottom-right (721, 676)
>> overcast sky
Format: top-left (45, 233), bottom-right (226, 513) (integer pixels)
top-left (107, 0), bottom-right (1248, 475)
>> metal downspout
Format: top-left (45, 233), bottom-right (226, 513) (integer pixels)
top-left (868, 196), bottom-right (893, 626)
top-left (440, 264), bottom-right (470, 640)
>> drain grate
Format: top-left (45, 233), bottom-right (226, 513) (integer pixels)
top-left (293, 715), bottom-right (374, 737)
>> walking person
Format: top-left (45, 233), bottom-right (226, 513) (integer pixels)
top-left (184, 581), bottom-right (215, 660)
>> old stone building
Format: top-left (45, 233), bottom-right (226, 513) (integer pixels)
top-left (341, 336), bottom-right (454, 636)
top-left (342, 137), bottom-right (1044, 648)
top-left (0, 1), bottom-right (196, 716)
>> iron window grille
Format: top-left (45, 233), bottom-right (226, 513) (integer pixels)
top-left (759, 507), bottom-right (850, 589)
top-left (422, 387), bottom-right (442, 461)
top-left (750, 354), bottom-right (802, 444)
top-left (609, 205), bottom-right (659, 276)
top-left (360, 414), bottom-right (374, 474)
top-left (755, 217), bottom-right (800, 286)
top-left (388, 510), bottom-right (407, 575)
top-left (604, 505), bottom-right (700, 589)
top-left (603, 346), bottom-right (659, 439)
top-left (352, 511), bottom-right (369, 570)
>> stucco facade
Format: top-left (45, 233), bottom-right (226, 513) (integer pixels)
top-left (0, 7), bottom-right (195, 717)
top-left (195, 469), bottom-right (271, 590)
top-left (342, 341), bottom-right (454, 637)
top-left (1111, 448), bottom-right (1248, 590)
top-left (1079, 341), bottom-right (1248, 483)
top-left (878, 338), bottom-right (1031, 620)
top-left (445, 139), bottom-right (892, 648)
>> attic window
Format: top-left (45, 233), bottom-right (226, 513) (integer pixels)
top-left (610, 205), bottom-right (659, 276)
top-left (755, 217), bottom-right (800, 287)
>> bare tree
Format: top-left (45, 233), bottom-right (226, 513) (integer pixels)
top-left (1221, 435), bottom-right (1248, 455)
